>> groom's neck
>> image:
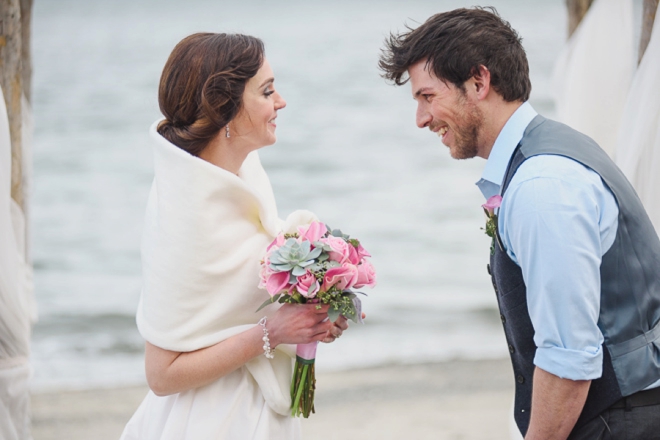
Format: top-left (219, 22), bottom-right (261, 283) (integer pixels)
top-left (477, 99), bottom-right (525, 160)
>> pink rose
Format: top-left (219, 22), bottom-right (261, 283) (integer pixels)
top-left (323, 236), bottom-right (354, 264)
top-left (354, 260), bottom-right (377, 288)
top-left (295, 271), bottom-right (320, 298)
top-left (323, 263), bottom-right (359, 291)
top-left (347, 244), bottom-right (360, 265)
top-left (298, 221), bottom-right (327, 243)
top-left (356, 243), bottom-right (371, 259)
top-left (258, 262), bottom-right (274, 289)
top-left (482, 195), bottom-right (502, 216)
top-left (266, 271), bottom-right (290, 296)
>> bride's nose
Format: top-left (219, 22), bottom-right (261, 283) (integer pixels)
top-left (275, 92), bottom-right (286, 110)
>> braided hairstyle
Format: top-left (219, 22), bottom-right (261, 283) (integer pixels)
top-left (157, 33), bottom-right (265, 156)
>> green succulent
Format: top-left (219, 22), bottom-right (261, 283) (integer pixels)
top-left (269, 238), bottom-right (323, 276)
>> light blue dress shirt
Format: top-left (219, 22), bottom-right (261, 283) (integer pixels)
top-left (476, 102), bottom-right (620, 381)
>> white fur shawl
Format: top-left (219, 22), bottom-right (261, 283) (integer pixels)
top-left (137, 121), bottom-right (299, 415)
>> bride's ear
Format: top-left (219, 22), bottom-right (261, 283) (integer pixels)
top-left (470, 65), bottom-right (491, 100)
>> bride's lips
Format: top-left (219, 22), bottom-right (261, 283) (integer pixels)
top-left (268, 116), bottom-right (277, 129)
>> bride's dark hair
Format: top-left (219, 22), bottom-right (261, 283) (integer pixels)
top-left (157, 33), bottom-right (264, 156)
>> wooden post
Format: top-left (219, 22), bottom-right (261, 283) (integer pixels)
top-left (639, 0), bottom-right (659, 63)
top-left (19, 0), bottom-right (31, 103)
top-left (0, 0), bottom-right (24, 210)
top-left (566, 0), bottom-right (595, 38)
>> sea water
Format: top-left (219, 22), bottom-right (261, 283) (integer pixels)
top-left (30, 0), bottom-right (565, 391)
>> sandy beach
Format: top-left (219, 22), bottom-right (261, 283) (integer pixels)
top-left (31, 357), bottom-right (516, 440)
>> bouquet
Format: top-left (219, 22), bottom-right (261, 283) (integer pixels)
top-left (257, 220), bottom-right (376, 417)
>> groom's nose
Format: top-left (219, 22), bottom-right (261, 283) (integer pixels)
top-left (416, 105), bottom-right (431, 128)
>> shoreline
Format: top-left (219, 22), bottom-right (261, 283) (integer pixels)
top-left (31, 357), bottom-right (516, 440)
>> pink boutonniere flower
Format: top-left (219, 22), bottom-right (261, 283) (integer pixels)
top-left (482, 195), bottom-right (502, 254)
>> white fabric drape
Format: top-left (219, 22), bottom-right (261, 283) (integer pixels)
top-left (553, 0), bottom-right (635, 157)
top-left (614, 11), bottom-right (660, 232)
top-left (0, 86), bottom-right (35, 440)
top-left (121, 122), bottom-right (304, 439)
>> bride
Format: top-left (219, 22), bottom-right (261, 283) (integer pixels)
top-left (121, 33), bottom-right (349, 439)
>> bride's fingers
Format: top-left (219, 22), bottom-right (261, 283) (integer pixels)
top-left (320, 329), bottom-right (339, 343)
top-left (334, 316), bottom-right (349, 331)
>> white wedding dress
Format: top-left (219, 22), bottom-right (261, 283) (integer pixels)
top-left (0, 86), bottom-right (36, 440)
top-left (614, 10), bottom-right (660, 233)
top-left (552, 0), bottom-right (634, 157)
top-left (120, 122), bottom-right (303, 440)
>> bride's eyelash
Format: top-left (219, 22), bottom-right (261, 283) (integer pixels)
top-left (264, 89), bottom-right (274, 97)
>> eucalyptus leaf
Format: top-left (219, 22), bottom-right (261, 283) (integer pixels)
top-left (328, 307), bottom-right (341, 322)
top-left (307, 284), bottom-right (317, 297)
top-left (255, 293), bottom-right (281, 312)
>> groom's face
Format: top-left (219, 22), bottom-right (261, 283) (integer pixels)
top-left (409, 60), bottom-right (483, 159)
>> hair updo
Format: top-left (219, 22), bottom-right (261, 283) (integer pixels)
top-left (157, 33), bottom-right (265, 156)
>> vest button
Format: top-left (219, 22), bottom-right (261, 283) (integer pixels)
top-left (487, 264), bottom-right (491, 275)
top-left (517, 375), bottom-right (525, 384)
top-left (500, 314), bottom-right (506, 324)
top-left (508, 344), bottom-right (515, 354)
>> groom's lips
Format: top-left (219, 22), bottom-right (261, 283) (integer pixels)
top-left (432, 125), bottom-right (449, 142)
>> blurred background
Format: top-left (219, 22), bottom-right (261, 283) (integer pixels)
top-left (30, 0), bottom-right (566, 392)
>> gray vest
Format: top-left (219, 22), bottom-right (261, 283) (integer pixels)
top-left (489, 115), bottom-right (660, 436)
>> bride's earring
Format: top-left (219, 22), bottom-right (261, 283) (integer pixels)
top-left (226, 125), bottom-right (230, 138)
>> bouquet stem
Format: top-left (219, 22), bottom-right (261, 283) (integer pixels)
top-left (291, 341), bottom-right (318, 417)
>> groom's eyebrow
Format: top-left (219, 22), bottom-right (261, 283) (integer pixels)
top-left (414, 87), bottom-right (431, 99)
top-left (259, 78), bottom-right (275, 88)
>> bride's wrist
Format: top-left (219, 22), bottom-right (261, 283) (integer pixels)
top-left (257, 317), bottom-right (277, 358)
top-left (265, 321), bottom-right (281, 348)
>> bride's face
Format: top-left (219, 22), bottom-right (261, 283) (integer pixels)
top-left (231, 59), bottom-right (286, 149)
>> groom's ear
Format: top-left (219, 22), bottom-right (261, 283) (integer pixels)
top-left (469, 65), bottom-right (491, 101)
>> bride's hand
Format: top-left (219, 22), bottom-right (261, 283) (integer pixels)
top-left (321, 315), bottom-right (349, 343)
top-left (321, 312), bottom-right (366, 343)
top-left (267, 303), bottom-right (333, 347)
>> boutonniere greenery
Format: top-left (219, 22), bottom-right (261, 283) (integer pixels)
top-left (482, 195), bottom-right (502, 255)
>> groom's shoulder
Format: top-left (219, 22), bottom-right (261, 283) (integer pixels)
top-left (520, 114), bottom-right (605, 160)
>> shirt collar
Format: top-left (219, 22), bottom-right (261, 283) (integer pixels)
top-left (476, 101), bottom-right (537, 199)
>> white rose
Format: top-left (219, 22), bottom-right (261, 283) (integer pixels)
top-left (282, 210), bottom-right (319, 234)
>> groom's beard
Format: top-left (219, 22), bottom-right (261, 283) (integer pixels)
top-left (446, 99), bottom-right (484, 160)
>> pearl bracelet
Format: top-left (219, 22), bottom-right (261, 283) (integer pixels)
top-left (258, 316), bottom-right (275, 359)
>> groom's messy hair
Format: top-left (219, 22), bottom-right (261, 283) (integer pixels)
top-left (379, 7), bottom-right (531, 102)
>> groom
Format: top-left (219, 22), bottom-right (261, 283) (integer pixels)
top-left (379, 7), bottom-right (660, 440)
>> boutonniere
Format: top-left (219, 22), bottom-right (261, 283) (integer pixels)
top-left (482, 195), bottom-right (502, 255)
